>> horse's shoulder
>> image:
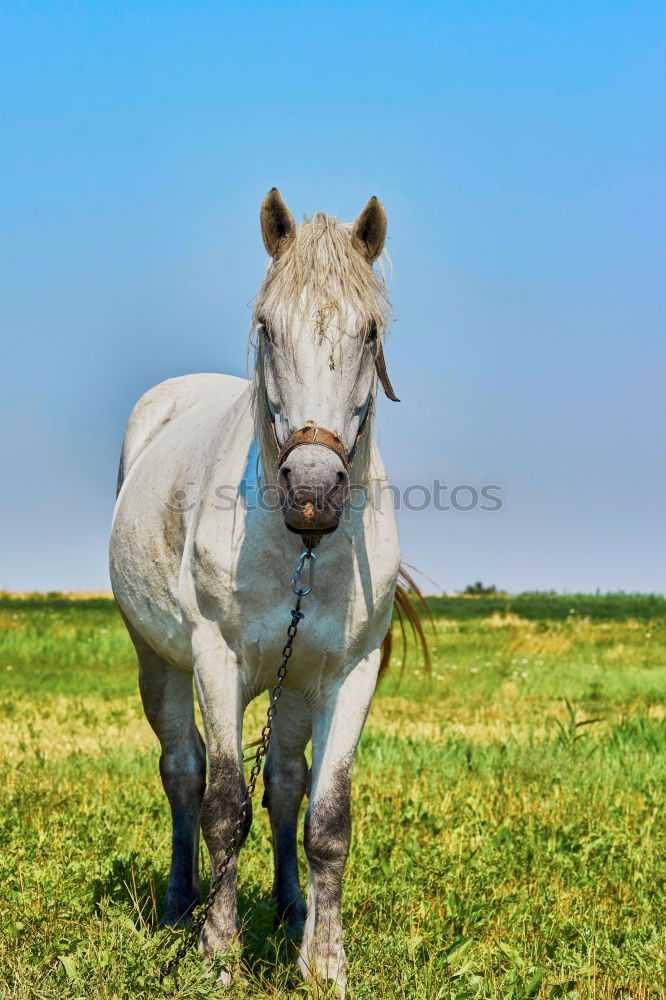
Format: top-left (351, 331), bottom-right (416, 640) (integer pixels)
top-left (119, 373), bottom-right (249, 487)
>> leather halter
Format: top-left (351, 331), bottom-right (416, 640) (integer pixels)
top-left (277, 424), bottom-right (350, 471)
top-left (374, 340), bottom-right (400, 402)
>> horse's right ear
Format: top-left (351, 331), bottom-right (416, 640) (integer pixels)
top-left (260, 188), bottom-right (296, 259)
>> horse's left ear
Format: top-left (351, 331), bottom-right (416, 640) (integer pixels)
top-left (352, 196), bottom-right (387, 263)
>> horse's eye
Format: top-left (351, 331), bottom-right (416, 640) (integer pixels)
top-left (259, 319), bottom-right (275, 344)
top-left (366, 323), bottom-right (378, 346)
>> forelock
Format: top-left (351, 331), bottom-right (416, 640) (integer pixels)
top-left (253, 212), bottom-right (390, 336)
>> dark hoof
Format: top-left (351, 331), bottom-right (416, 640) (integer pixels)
top-left (275, 898), bottom-right (307, 939)
top-left (161, 891), bottom-right (200, 928)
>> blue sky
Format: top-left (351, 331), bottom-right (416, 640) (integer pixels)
top-left (1, 1), bottom-right (664, 592)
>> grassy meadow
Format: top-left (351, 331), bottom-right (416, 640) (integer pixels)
top-left (1, 591), bottom-right (665, 999)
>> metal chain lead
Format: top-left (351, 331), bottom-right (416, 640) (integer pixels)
top-left (159, 543), bottom-right (316, 983)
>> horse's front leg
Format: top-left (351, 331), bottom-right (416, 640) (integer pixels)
top-left (299, 649), bottom-right (380, 998)
top-left (192, 626), bottom-right (248, 980)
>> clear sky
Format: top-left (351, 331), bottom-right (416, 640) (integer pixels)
top-left (1, 1), bottom-right (664, 593)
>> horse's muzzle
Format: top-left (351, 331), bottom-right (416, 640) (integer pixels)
top-left (277, 443), bottom-right (350, 534)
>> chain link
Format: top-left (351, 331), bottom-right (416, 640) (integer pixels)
top-left (159, 544), bottom-right (315, 983)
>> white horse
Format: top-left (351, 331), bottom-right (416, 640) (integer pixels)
top-left (110, 189), bottom-right (407, 994)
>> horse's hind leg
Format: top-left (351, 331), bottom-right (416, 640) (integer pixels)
top-left (131, 630), bottom-right (205, 924)
top-left (263, 687), bottom-right (311, 937)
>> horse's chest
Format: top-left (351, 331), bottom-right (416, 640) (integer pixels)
top-left (188, 496), bottom-right (399, 696)
top-left (192, 548), bottom-right (390, 698)
top-left (229, 584), bottom-right (375, 695)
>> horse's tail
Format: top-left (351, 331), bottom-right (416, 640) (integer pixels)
top-left (379, 564), bottom-right (434, 681)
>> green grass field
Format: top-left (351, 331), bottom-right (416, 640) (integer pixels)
top-left (1, 592), bottom-right (665, 999)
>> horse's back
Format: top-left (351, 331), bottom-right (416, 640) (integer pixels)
top-left (117, 373), bottom-right (249, 493)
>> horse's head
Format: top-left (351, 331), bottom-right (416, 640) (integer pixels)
top-left (253, 188), bottom-right (399, 536)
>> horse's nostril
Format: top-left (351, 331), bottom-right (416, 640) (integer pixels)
top-left (337, 470), bottom-right (346, 484)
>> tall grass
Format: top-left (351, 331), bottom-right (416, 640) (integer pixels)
top-left (1, 594), bottom-right (665, 998)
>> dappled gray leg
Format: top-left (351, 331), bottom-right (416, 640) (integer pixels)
top-left (192, 626), bottom-right (248, 980)
top-left (133, 633), bottom-right (205, 925)
top-left (299, 651), bottom-right (380, 998)
top-left (263, 687), bottom-right (311, 937)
